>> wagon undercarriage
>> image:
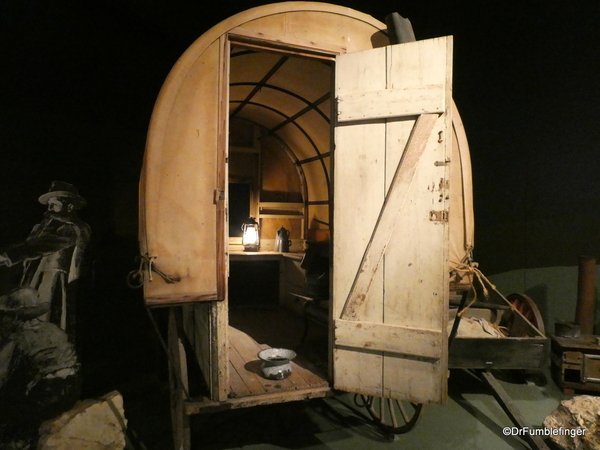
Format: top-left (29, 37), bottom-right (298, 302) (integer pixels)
top-left (164, 272), bottom-right (548, 450)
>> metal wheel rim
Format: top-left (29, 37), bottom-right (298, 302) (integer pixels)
top-left (360, 395), bottom-right (424, 434)
top-left (507, 292), bottom-right (545, 334)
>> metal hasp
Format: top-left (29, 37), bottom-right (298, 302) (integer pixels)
top-left (429, 210), bottom-right (448, 223)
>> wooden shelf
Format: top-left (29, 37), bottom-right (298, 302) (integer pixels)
top-left (258, 202), bottom-right (305, 239)
top-left (259, 202), bottom-right (304, 218)
top-left (259, 214), bottom-right (303, 219)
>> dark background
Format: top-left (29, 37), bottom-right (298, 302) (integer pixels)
top-left (1, 0), bottom-right (599, 425)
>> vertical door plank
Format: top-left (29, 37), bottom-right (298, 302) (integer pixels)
top-left (381, 38), bottom-right (452, 404)
top-left (333, 46), bottom-right (387, 396)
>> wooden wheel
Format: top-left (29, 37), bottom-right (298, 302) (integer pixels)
top-left (507, 293), bottom-right (545, 334)
top-left (358, 395), bottom-right (424, 434)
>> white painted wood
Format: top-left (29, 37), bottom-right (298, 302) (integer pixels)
top-left (333, 44), bottom-right (387, 397)
top-left (340, 113), bottom-right (438, 321)
top-left (333, 37), bottom-right (452, 404)
top-left (334, 319), bottom-right (443, 360)
top-left (380, 37), bottom-right (452, 404)
top-left (337, 85), bottom-right (445, 122)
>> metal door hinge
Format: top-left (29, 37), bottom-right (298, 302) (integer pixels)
top-left (213, 189), bottom-right (225, 204)
top-left (429, 210), bottom-right (448, 222)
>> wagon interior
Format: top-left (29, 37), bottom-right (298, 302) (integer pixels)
top-left (225, 43), bottom-right (335, 400)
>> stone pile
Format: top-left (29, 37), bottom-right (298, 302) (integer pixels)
top-left (544, 395), bottom-right (600, 450)
top-left (37, 391), bottom-right (127, 450)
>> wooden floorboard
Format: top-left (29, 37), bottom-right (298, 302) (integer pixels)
top-left (228, 326), bottom-right (329, 400)
top-left (228, 360), bottom-right (251, 398)
top-left (228, 337), bottom-right (266, 396)
top-left (290, 355), bottom-right (330, 388)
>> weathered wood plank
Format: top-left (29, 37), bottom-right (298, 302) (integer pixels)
top-left (449, 338), bottom-right (547, 369)
top-left (211, 301), bottom-right (230, 401)
top-left (480, 370), bottom-right (552, 450)
top-left (335, 319), bottom-right (443, 360)
top-left (333, 44), bottom-right (386, 397)
top-left (184, 386), bottom-right (332, 415)
top-left (216, 33), bottom-right (229, 302)
top-left (228, 361), bottom-right (251, 399)
top-left (337, 85), bottom-right (445, 122)
top-left (146, 293), bottom-right (218, 307)
top-left (168, 309), bottom-right (191, 450)
top-left (228, 328), bottom-right (270, 395)
top-left (380, 37), bottom-right (452, 404)
top-left (190, 303), bottom-right (212, 395)
top-left (340, 113), bottom-right (438, 321)
top-left (228, 326), bottom-right (329, 399)
top-left (209, 35), bottom-right (231, 403)
top-left (289, 355), bottom-right (330, 389)
top-left (228, 338), bottom-right (266, 397)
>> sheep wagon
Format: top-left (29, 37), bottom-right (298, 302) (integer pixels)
top-left (136, 2), bottom-right (547, 449)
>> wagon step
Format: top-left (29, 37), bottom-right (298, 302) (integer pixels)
top-left (478, 369), bottom-right (551, 450)
top-left (183, 386), bottom-right (332, 415)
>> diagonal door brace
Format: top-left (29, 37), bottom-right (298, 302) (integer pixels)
top-left (340, 113), bottom-right (439, 321)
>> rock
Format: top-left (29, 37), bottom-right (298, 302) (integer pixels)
top-left (543, 395), bottom-right (600, 450)
top-left (37, 391), bottom-right (127, 450)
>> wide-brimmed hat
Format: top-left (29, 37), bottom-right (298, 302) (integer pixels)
top-left (38, 181), bottom-right (86, 209)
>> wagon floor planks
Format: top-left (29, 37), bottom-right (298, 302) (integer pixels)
top-left (228, 326), bottom-right (329, 401)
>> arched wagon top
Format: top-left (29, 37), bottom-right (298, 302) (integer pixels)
top-left (139, 1), bottom-right (474, 306)
top-left (135, 8), bottom-right (552, 438)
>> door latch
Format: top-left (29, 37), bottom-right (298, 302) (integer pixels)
top-left (429, 210), bottom-right (448, 222)
top-left (213, 189), bottom-right (225, 204)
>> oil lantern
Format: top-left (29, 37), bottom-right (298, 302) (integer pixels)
top-left (242, 217), bottom-right (260, 252)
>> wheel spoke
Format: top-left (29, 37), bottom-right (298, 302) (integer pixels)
top-left (507, 292), bottom-right (545, 334)
top-left (361, 395), bottom-right (423, 434)
top-left (388, 398), bottom-right (399, 428)
top-left (397, 399), bottom-right (410, 423)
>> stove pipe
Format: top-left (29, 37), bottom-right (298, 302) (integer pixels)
top-left (575, 255), bottom-right (597, 335)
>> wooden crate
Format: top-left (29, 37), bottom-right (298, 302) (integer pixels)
top-left (448, 278), bottom-right (548, 370)
top-left (449, 313), bottom-right (548, 370)
top-left (550, 334), bottom-right (600, 394)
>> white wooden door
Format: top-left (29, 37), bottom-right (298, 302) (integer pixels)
top-left (333, 37), bottom-right (452, 405)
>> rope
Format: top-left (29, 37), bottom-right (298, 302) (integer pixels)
top-left (449, 258), bottom-right (508, 317)
top-left (127, 253), bottom-right (181, 288)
